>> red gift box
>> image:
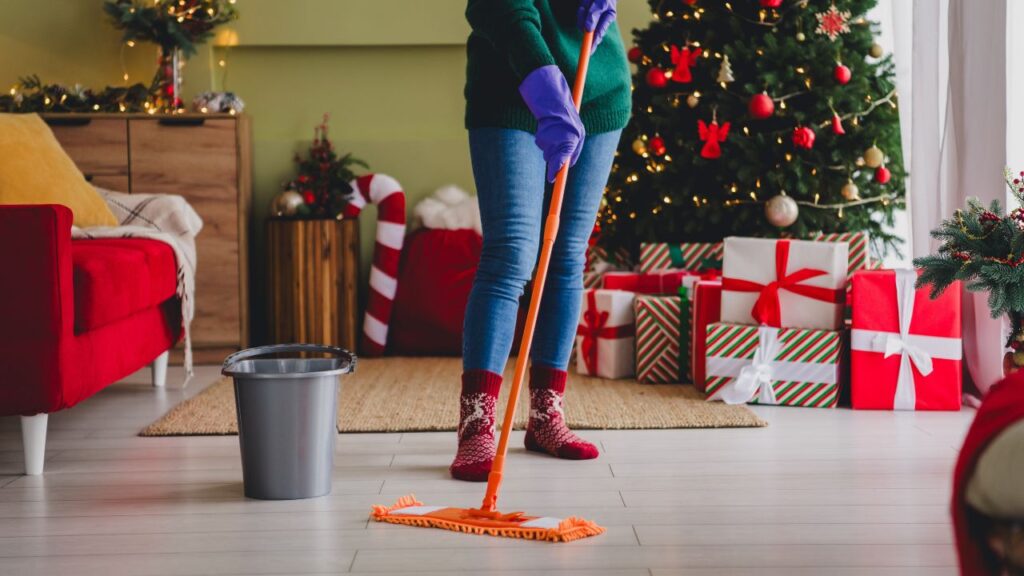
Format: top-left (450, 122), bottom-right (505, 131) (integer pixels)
top-left (602, 270), bottom-right (697, 294)
top-left (850, 269), bottom-right (962, 411)
top-left (690, 280), bottom-right (722, 391)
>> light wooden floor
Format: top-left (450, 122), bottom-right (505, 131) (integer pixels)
top-left (0, 364), bottom-right (974, 575)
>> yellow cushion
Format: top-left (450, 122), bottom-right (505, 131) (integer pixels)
top-left (0, 113), bottom-right (117, 227)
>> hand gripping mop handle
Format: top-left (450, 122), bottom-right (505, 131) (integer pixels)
top-left (480, 31), bottom-right (594, 513)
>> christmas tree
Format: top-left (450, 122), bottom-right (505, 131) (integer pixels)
top-left (598, 0), bottom-right (904, 261)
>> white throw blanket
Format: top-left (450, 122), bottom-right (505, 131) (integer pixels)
top-left (71, 188), bottom-right (203, 382)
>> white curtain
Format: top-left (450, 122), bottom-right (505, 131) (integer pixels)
top-left (893, 0), bottom-right (1007, 395)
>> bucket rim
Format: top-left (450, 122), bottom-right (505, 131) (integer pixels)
top-left (222, 344), bottom-right (356, 379)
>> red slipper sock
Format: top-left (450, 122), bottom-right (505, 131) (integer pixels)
top-left (449, 370), bottom-right (502, 482)
top-left (525, 365), bottom-right (599, 460)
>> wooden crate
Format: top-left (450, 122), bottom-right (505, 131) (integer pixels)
top-left (267, 218), bottom-right (360, 350)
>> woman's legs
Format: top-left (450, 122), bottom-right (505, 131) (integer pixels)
top-left (452, 127), bottom-right (621, 479)
top-left (525, 129), bottom-right (621, 460)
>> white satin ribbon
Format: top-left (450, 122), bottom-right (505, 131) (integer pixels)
top-left (849, 269), bottom-right (963, 410)
top-left (706, 326), bottom-right (838, 405)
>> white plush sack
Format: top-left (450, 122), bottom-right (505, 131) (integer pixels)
top-left (413, 184), bottom-right (482, 233)
top-left (574, 289), bottom-right (635, 379)
top-left (721, 237), bottom-right (848, 331)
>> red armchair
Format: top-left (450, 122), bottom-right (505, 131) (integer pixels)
top-left (0, 204), bottom-right (182, 474)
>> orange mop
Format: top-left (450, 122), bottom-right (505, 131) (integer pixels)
top-left (371, 31), bottom-right (604, 543)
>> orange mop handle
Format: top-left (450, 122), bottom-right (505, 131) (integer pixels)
top-left (481, 31), bottom-right (594, 513)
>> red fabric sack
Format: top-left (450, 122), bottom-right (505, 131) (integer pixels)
top-left (388, 228), bottom-right (481, 355)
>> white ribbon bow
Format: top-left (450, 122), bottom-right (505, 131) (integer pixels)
top-left (850, 269), bottom-right (961, 410)
top-left (718, 326), bottom-right (781, 405)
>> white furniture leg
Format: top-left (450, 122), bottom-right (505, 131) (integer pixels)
top-left (152, 350), bottom-right (169, 388)
top-left (21, 414), bottom-right (48, 476)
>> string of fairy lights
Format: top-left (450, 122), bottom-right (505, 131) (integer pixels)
top-left (603, 0), bottom-right (904, 228)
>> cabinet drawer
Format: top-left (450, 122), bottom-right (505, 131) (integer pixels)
top-left (46, 117), bottom-right (130, 191)
top-left (129, 118), bottom-right (241, 348)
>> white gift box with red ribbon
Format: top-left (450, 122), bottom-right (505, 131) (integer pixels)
top-left (721, 237), bottom-right (848, 331)
top-left (574, 289), bottom-right (635, 379)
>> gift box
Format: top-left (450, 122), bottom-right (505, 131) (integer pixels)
top-left (575, 289), bottom-right (635, 379)
top-left (603, 270), bottom-right (698, 294)
top-left (812, 231), bottom-right (872, 274)
top-left (704, 323), bottom-right (842, 407)
top-left (635, 291), bottom-right (691, 383)
top-left (583, 270), bottom-right (603, 289)
top-left (639, 242), bottom-right (723, 273)
top-left (850, 269), bottom-right (962, 410)
top-left (721, 237), bottom-right (848, 331)
top-left (690, 280), bottom-right (722, 392)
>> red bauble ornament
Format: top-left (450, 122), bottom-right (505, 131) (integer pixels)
top-left (748, 92), bottom-right (775, 119)
top-left (627, 47), bottom-right (643, 63)
top-left (760, 0), bottom-right (783, 7)
top-left (831, 114), bottom-right (845, 135)
top-left (833, 63), bottom-right (852, 85)
top-left (645, 67), bottom-right (668, 88)
top-left (302, 191), bottom-right (316, 204)
top-left (649, 136), bottom-right (667, 156)
top-left (792, 126), bottom-right (816, 149)
top-left (875, 165), bottom-right (891, 184)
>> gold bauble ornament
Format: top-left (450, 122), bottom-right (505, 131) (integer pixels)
top-left (765, 194), bottom-right (799, 228)
top-left (863, 145), bottom-right (884, 168)
top-left (796, 32), bottom-right (806, 42)
top-left (841, 179), bottom-right (860, 201)
top-left (632, 137), bottom-right (648, 155)
top-left (869, 43), bottom-right (884, 58)
top-left (686, 93), bottom-right (700, 108)
top-left (270, 189), bottom-right (305, 217)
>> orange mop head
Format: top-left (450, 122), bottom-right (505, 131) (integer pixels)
top-left (369, 32), bottom-right (604, 543)
top-left (371, 495), bottom-right (604, 543)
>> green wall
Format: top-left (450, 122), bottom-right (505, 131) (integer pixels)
top-left (1, 0), bottom-right (649, 341)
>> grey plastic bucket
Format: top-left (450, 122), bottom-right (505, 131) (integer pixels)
top-left (222, 344), bottom-right (355, 500)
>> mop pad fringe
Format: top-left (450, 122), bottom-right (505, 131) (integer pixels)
top-left (371, 494), bottom-right (605, 543)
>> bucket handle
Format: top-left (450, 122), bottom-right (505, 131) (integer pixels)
top-left (222, 344), bottom-right (356, 375)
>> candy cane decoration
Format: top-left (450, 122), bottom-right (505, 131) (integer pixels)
top-left (343, 174), bottom-right (406, 356)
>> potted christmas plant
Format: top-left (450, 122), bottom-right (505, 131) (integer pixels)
top-left (272, 114), bottom-right (367, 219)
top-left (104, 0), bottom-right (238, 110)
top-left (914, 169), bottom-right (1024, 372)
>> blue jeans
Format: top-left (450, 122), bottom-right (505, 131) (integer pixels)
top-left (463, 128), bottom-right (622, 374)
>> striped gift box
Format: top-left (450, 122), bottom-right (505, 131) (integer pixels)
top-left (639, 242), bottom-right (723, 273)
top-left (704, 323), bottom-right (842, 408)
top-left (812, 231), bottom-right (871, 274)
top-left (635, 294), bottom-right (691, 383)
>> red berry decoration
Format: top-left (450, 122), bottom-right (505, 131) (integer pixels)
top-left (833, 63), bottom-right (852, 85)
top-left (874, 165), bottom-right (891, 184)
top-left (760, 0), bottom-right (783, 7)
top-left (831, 114), bottom-right (845, 135)
top-left (649, 135), bottom-right (667, 156)
top-left (302, 190), bottom-right (316, 204)
top-left (748, 92), bottom-right (775, 119)
top-left (792, 126), bottom-right (816, 149)
top-left (645, 67), bottom-right (668, 88)
top-left (627, 47), bottom-right (643, 63)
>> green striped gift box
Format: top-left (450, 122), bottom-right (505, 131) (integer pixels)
top-left (639, 242), bottom-right (723, 273)
top-left (634, 294), bottom-right (691, 383)
top-left (703, 322), bottom-right (843, 408)
top-left (812, 231), bottom-right (872, 274)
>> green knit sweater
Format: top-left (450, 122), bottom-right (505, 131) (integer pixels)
top-left (464, 0), bottom-right (632, 134)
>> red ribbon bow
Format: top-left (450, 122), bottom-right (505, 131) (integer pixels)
top-left (721, 239), bottom-right (842, 327)
top-left (576, 291), bottom-right (635, 375)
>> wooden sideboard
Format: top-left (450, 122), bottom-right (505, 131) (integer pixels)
top-left (44, 113), bottom-right (252, 363)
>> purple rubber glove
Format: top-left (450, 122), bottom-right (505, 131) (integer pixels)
top-left (577, 0), bottom-right (616, 53)
top-left (519, 65), bottom-right (585, 183)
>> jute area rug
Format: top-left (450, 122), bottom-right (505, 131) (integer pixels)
top-left (140, 357), bottom-right (766, 435)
